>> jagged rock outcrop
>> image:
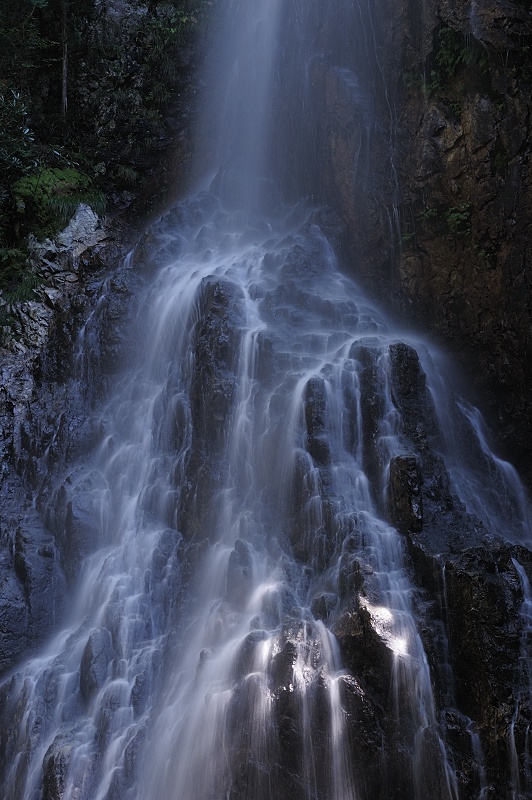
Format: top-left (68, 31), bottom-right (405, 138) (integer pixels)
top-left (178, 275), bottom-right (245, 543)
top-left (387, 454), bottom-right (423, 533)
top-left (381, 340), bottom-right (532, 799)
top-left (396, 0), bottom-right (532, 488)
top-left (42, 733), bottom-right (77, 800)
top-left (80, 627), bottom-right (114, 702)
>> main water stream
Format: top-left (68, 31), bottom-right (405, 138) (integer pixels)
top-left (1, 2), bottom-right (531, 799)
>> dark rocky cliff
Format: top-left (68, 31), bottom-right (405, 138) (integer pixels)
top-left (311, 0), bottom-right (532, 488)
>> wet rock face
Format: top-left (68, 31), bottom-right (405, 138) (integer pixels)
top-left (43, 733), bottom-right (76, 800)
top-left (344, 511), bottom-right (532, 800)
top-left (80, 628), bottom-right (114, 702)
top-left (0, 223), bottom-right (129, 677)
top-left (226, 540), bottom-right (254, 608)
top-left (396, 25), bottom-right (532, 480)
top-left (304, 376), bottom-right (331, 466)
top-left (96, 268), bottom-right (145, 381)
top-left (443, 547), bottom-right (525, 719)
top-left (386, 342), bottom-right (463, 546)
top-left (178, 276), bottom-right (245, 543)
top-left (311, 0), bottom-right (532, 488)
top-left (0, 564), bottom-right (30, 675)
top-left (190, 279), bottom-right (245, 440)
top-left (432, 545), bottom-right (532, 797)
top-left (387, 454), bottom-right (423, 533)
top-left (368, 340), bottom-right (532, 798)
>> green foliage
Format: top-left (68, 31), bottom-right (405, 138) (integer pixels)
top-left (115, 164), bottom-right (141, 188)
top-left (0, 0), bottom-right (213, 302)
top-left (2, 267), bottom-right (40, 300)
top-left (414, 203), bottom-right (471, 236)
top-left (419, 207), bottom-right (438, 221)
top-left (9, 273), bottom-right (40, 301)
top-left (0, 1), bottom-right (57, 90)
top-left (425, 70), bottom-right (442, 94)
top-left (146, 5), bottom-right (199, 43)
top-left (0, 89), bottom-right (36, 179)
top-left (448, 100), bottom-right (462, 118)
top-left (427, 26), bottom-right (490, 96)
top-left (504, 43), bottom-right (532, 84)
top-left (0, 246), bottom-right (29, 289)
top-left (13, 168), bottom-right (91, 213)
top-left (12, 167), bottom-right (105, 236)
top-left (0, 265), bottom-right (41, 342)
top-left (73, 1), bottom-right (213, 195)
top-left (436, 28), bottom-right (471, 79)
top-left (444, 203), bottom-right (471, 235)
top-left (402, 71), bottom-right (423, 90)
top-left (0, 244), bottom-right (42, 338)
top-left (473, 244), bottom-right (490, 263)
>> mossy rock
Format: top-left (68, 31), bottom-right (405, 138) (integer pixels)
top-left (12, 168), bottom-right (105, 238)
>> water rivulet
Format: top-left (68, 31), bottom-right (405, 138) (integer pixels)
top-left (1, 2), bottom-right (532, 799)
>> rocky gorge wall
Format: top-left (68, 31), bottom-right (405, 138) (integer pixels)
top-left (311, 0), bottom-right (532, 488)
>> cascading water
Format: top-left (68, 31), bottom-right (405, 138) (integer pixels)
top-left (1, 2), bottom-right (532, 800)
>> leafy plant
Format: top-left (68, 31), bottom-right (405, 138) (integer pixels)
top-left (438, 28), bottom-right (488, 78)
top-left (115, 164), bottom-right (141, 188)
top-left (419, 207), bottom-right (438, 221)
top-left (427, 26), bottom-right (490, 96)
top-left (436, 28), bottom-right (470, 79)
top-left (425, 70), bottom-right (442, 94)
top-left (0, 266), bottom-right (41, 343)
top-left (0, 0), bottom-right (214, 293)
top-left (0, 246), bottom-right (29, 289)
top-left (402, 72), bottom-right (423, 90)
top-left (12, 167), bottom-right (105, 236)
top-left (0, 89), bottom-right (36, 179)
top-left (448, 100), bottom-right (462, 118)
top-left (444, 203), bottom-right (471, 235)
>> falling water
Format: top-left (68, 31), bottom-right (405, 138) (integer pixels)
top-left (1, 2), bottom-right (532, 800)
top-left (509, 559), bottom-right (532, 799)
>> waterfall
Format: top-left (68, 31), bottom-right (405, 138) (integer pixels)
top-left (1, 2), bottom-right (531, 800)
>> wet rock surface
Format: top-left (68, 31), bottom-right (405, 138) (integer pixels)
top-left (42, 732), bottom-right (77, 800)
top-left (310, 0), bottom-right (532, 490)
top-left (168, 272), bottom-right (246, 546)
top-left (304, 376), bottom-right (331, 467)
top-left (387, 454), bottom-right (423, 533)
top-left (80, 628), bottom-right (114, 702)
top-left (0, 212), bottom-right (129, 677)
top-left (226, 539), bottom-right (254, 608)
